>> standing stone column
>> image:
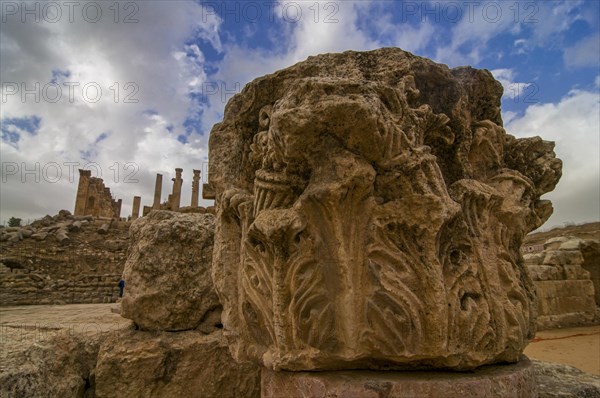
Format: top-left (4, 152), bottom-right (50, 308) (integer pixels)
top-left (74, 169), bottom-right (92, 216)
top-left (131, 196), bottom-right (141, 220)
top-left (114, 198), bottom-right (122, 219)
top-left (191, 169), bottom-right (201, 208)
top-left (170, 168), bottom-right (183, 211)
top-left (152, 174), bottom-right (163, 209)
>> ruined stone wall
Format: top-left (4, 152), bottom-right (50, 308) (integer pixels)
top-left (524, 236), bottom-right (599, 330)
top-left (581, 240), bottom-right (600, 306)
top-left (0, 211), bottom-right (128, 306)
top-left (74, 169), bottom-right (122, 219)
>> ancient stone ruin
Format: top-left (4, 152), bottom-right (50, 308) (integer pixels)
top-left (525, 236), bottom-right (599, 329)
top-left (74, 165), bottom-right (212, 222)
top-left (207, 48), bottom-right (562, 393)
top-left (134, 168), bottom-right (214, 219)
top-left (121, 211), bottom-right (220, 331)
top-left (7, 48), bottom-right (598, 398)
top-left (0, 210), bottom-right (127, 305)
top-left (74, 170), bottom-right (122, 219)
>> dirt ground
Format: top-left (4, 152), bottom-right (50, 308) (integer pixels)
top-left (0, 303), bottom-right (129, 332)
top-left (0, 304), bottom-right (129, 354)
top-left (1, 304), bottom-right (599, 375)
top-left (525, 325), bottom-right (600, 375)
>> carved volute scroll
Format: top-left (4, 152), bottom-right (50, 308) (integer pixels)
top-left (208, 48), bottom-right (562, 371)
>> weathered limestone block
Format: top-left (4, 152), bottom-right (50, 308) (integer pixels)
top-left (261, 359), bottom-right (537, 398)
top-left (20, 228), bottom-right (34, 238)
top-left (523, 252), bottom-right (544, 265)
top-left (534, 280), bottom-right (596, 329)
top-left (208, 48), bottom-right (562, 371)
top-left (533, 360), bottom-right (600, 398)
top-left (121, 211), bottom-right (219, 331)
top-left (97, 223), bottom-right (110, 234)
top-left (526, 236), bottom-right (599, 328)
top-left (55, 230), bottom-right (70, 244)
top-left (580, 239), bottom-right (600, 306)
top-left (7, 232), bottom-right (23, 242)
top-left (563, 264), bottom-right (590, 280)
top-left (543, 250), bottom-right (584, 266)
top-left (544, 237), bottom-right (569, 250)
top-left (95, 328), bottom-right (261, 398)
top-left (0, 330), bottom-right (99, 398)
top-left (527, 265), bottom-right (562, 281)
top-left (69, 221), bottom-right (83, 232)
top-left (58, 209), bottom-right (73, 218)
top-left (558, 238), bottom-right (584, 251)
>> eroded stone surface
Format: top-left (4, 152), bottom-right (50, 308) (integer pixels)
top-left (95, 327), bottom-right (261, 398)
top-left (0, 305), bottom-right (261, 398)
top-left (121, 211), bottom-right (219, 331)
top-left (0, 304), bottom-right (125, 398)
top-left (261, 358), bottom-right (537, 398)
top-left (533, 360), bottom-right (600, 398)
top-left (526, 236), bottom-right (598, 329)
top-left (0, 330), bottom-right (99, 398)
top-left (208, 48), bottom-right (562, 371)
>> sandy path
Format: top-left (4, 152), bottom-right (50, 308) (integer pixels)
top-left (0, 303), bottom-right (129, 330)
top-left (0, 303), bottom-right (130, 351)
top-left (524, 325), bottom-right (600, 375)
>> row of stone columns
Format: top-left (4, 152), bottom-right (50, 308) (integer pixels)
top-left (131, 168), bottom-right (202, 220)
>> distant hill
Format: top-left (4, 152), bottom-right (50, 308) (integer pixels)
top-left (525, 222), bottom-right (600, 246)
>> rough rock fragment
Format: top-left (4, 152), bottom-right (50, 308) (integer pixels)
top-left (97, 223), bottom-right (110, 234)
top-left (7, 232), bottom-right (22, 242)
top-left (55, 230), bottom-right (70, 244)
top-left (20, 228), bottom-right (34, 238)
top-left (94, 328), bottom-right (261, 398)
top-left (533, 360), bottom-right (600, 398)
top-left (69, 221), bottom-right (83, 232)
top-left (121, 211), bottom-right (219, 331)
top-left (0, 329), bottom-right (99, 398)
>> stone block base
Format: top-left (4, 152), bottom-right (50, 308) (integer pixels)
top-left (261, 358), bottom-right (537, 398)
top-left (534, 280), bottom-right (597, 329)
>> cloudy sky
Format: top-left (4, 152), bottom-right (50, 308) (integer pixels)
top-left (1, 0), bottom-right (598, 230)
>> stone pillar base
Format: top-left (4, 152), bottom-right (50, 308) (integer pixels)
top-left (261, 358), bottom-right (537, 398)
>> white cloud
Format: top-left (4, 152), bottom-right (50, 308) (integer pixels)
top-left (434, 1), bottom-right (523, 66)
top-left (274, 1), bottom-right (376, 64)
top-left (490, 68), bottom-right (532, 100)
top-left (434, 0), bottom-right (590, 67)
top-left (502, 110), bottom-right (518, 126)
top-left (505, 89), bottom-right (600, 228)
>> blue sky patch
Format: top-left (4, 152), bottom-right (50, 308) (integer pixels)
top-left (1, 116), bottom-right (42, 145)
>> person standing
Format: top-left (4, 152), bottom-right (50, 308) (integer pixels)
top-left (118, 279), bottom-right (125, 298)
